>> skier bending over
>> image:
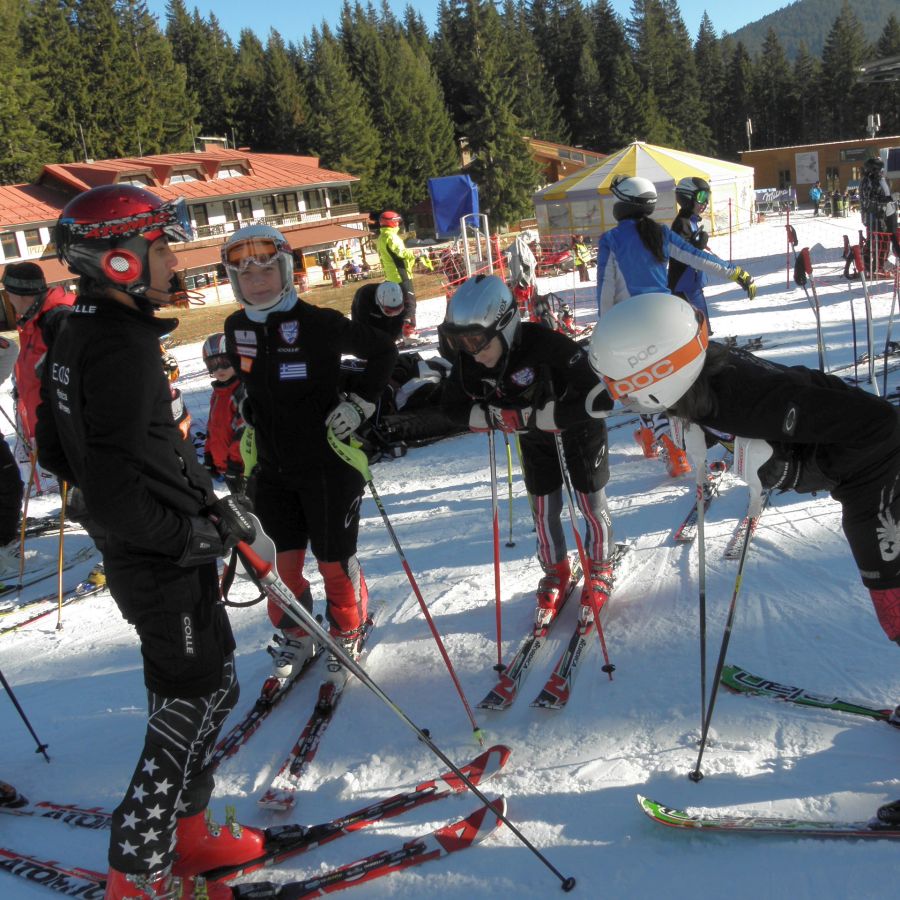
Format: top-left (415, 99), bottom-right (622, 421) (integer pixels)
top-left (596, 175), bottom-right (757, 477)
top-left (588, 292), bottom-right (900, 826)
top-left (440, 273), bottom-right (614, 627)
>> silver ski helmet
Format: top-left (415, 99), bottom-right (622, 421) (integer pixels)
top-left (222, 224), bottom-right (294, 309)
top-left (675, 176), bottom-right (711, 211)
top-left (610, 175), bottom-right (657, 221)
top-left (375, 281), bottom-right (404, 316)
top-left (588, 293), bottom-right (709, 413)
top-left (440, 274), bottom-right (519, 358)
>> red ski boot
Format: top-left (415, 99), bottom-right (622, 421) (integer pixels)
top-left (104, 866), bottom-right (232, 899)
top-left (660, 434), bottom-right (691, 477)
top-left (579, 559), bottom-right (614, 625)
top-left (171, 807), bottom-right (265, 878)
top-left (634, 427), bottom-right (659, 459)
top-left (534, 559), bottom-right (572, 629)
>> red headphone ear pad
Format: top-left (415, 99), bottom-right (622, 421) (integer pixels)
top-left (101, 249), bottom-right (142, 284)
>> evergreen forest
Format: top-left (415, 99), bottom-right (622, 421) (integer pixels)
top-left (1, 0), bottom-right (899, 225)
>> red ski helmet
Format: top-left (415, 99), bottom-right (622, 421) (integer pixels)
top-left (379, 210), bottom-right (402, 228)
top-left (55, 184), bottom-right (192, 297)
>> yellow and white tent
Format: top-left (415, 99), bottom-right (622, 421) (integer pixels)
top-left (533, 141), bottom-right (755, 240)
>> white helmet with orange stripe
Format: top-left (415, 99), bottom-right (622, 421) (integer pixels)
top-left (587, 293), bottom-right (708, 412)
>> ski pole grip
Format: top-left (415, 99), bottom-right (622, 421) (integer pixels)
top-left (851, 244), bottom-right (864, 272)
top-left (236, 541), bottom-right (272, 579)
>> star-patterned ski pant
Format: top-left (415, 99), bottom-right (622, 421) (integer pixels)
top-left (108, 655), bottom-right (239, 873)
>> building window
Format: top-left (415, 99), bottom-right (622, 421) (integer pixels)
top-left (224, 200), bottom-right (239, 223)
top-left (778, 169), bottom-right (792, 189)
top-left (0, 233), bottom-right (18, 259)
top-left (302, 189), bottom-right (323, 211)
top-left (276, 193), bottom-right (298, 214)
top-left (170, 171), bottom-right (199, 184)
top-left (216, 165), bottom-right (246, 179)
top-left (328, 186), bottom-right (352, 206)
top-left (120, 174), bottom-right (152, 186)
top-left (261, 195), bottom-right (277, 217)
top-left (24, 229), bottom-right (42, 249)
top-left (238, 198), bottom-right (254, 221)
top-left (825, 166), bottom-right (840, 187)
top-left (191, 204), bottom-right (209, 227)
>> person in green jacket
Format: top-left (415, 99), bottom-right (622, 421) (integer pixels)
top-left (375, 210), bottom-right (433, 344)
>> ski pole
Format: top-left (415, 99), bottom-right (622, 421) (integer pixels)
top-left (0, 666), bottom-right (50, 762)
top-left (503, 431), bottom-right (515, 547)
top-left (554, 433), bottom-right (614, 678)
top-left (17, 453), bottom-right (39, 590)
top-left (882, 270), bottom-right (898, 397)
top-left (689, 503), bottom-right (759, 783)
top-left (851, 244), bottom-right (880, 395)
top-left (799, 248), bottom-right (827, 372)
top-left (487, 429), bottom-right (504, 671)
top-left (55, 483), bottom-right (68, 630)
top-left (235, 530), bottom-right (576, 893)
top-left (327, 431), bottom-right (484, 745)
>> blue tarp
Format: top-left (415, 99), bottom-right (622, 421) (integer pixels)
top-left (428, 175), bottom-right (479, 237)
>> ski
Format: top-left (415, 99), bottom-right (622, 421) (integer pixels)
top-left (0, 566), bottom-right (106, 632)
top-left (531, 543), bottom-right (630, 710)
top-left (637, 795), bottom-right (900, 839)
top-left (672, 460), bottom-right (729, 544)
top-left (230, 797), bottom-right (507, 899)
top-left (720, 663), bottom-right (894, 723)
top-left (203, 744), bottom-right (511, 884)
top-left (258, 616), bottom-right (376, 811)
top-left (209, 643), bottom-right (324, 772)
top-left (0, 545), bottom-right (96, 596)
top-left (722, 490), bottom-right (771, 560)
top-left (0, 847), bottom-right (106, 898)
top-left (477, 561), bottom-right (583, 710)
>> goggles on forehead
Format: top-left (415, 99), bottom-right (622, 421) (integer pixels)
top-left (222, 237), bottom-right (285, 273)
top-left (695, 190), bottom-right (709, 205)
top-left (438, 323), bottom-right (495, 356)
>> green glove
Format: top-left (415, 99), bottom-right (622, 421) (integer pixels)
top-left (731, 266), bottom-right (757, 300)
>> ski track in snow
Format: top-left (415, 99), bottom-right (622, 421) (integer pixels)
top-left (2, 214), bottom-right (900, 899)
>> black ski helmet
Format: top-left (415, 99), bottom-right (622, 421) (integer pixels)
top-left (675, 177), bottom-right (711, 210)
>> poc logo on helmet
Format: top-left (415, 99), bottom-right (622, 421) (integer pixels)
top-left (627, 344), bottom-right (658, 369)
top-left (610, 359), bottom-right (674, 396)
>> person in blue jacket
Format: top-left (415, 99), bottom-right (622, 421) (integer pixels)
top-left (596, 175), bottom-right (757, 472)
top-left (668, 177), bottom-right (713, 330)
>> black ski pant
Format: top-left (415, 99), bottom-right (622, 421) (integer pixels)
top-left (108, 657), bottom-right (239, 873)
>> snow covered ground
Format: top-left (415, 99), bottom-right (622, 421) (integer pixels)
top-left (2, 211), bottom-right (900, 899)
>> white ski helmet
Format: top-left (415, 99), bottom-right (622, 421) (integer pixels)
top-left (587, 293), bottom-right (708, 412)
top-left (222, 224), bottom-right (294, 309)
top-left (441, 273), bottom-right (519, 357)
top-left (375, 281), bottom-right (404, 316)
top-left (610, 175), bottom-right (657, 221)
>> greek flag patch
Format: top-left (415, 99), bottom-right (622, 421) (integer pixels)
top-left (280, 362), bottom-right (308, 380)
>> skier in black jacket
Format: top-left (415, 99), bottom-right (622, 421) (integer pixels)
top-left (440, 273), bottom-right (614, 627)
top-left (349, 280), bottom-right (406, 342)
top-left (36, 185), bottom-right (261, 900)
top-left (588, 292), bottom-right (900, 824)
top-left (222, 224), bottom-right (397, 679)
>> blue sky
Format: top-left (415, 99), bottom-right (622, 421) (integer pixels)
top-left (145, 1), bottom-right (791, 45)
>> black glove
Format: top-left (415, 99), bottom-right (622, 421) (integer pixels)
top-left (176, 516), bottom-right (225, 567)
top-left (207, 494), bottom-right (256, 553)
top-left (691, 228), bottom-right (709, 250)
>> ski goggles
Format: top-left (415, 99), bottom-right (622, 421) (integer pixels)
top-left (695, 190), bottom-right (709, 205)
top-left (222, 237), bottom-right (286, 273)
top-left (603, 315), bottom-right (709, 402)
top-left (206, 355), bottom-right (233, 373)
top-left (438, 323), bottom-right (495, 356)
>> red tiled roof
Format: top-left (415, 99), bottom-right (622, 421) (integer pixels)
top-left (0, 183), bottom-right (75, 228)
top-left (284, 223), bottom-right (367, 249)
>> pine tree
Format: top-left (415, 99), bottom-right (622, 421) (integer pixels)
top-left (232, 29), bottom-right (268, 150)
top-left (720, 41), bottom-right (754, 159)
top-left (751, 29), bottom-right (793, 149)
top-left (866, 15), bottom-right (900, 135)
top-left (501, 0), bottom-right (568, 144)
top-left (539, 0), bottom-right (592, 134)
top-left (306, 27), bottom-right (386, 210)
top-left (788, 43), bottom-right (824, 146)
top-left (0, 0), bottom-right (57, 182)
top-left (693, 13), bottom-right (725, 155)
top-left (259, 30), bottom-right (310, 153)
top-left (818, 0), bottom-right (870, 140)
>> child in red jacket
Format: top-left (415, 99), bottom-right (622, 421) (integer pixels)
top-left (202, 333), bottom-right (246, 494)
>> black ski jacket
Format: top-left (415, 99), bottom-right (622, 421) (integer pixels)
top-left (350, 282), bottom-right (404, 342)
top-left (36, 294), bottom-right (216, 561)
top-left (224, 298), bottom-right (397, 473)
